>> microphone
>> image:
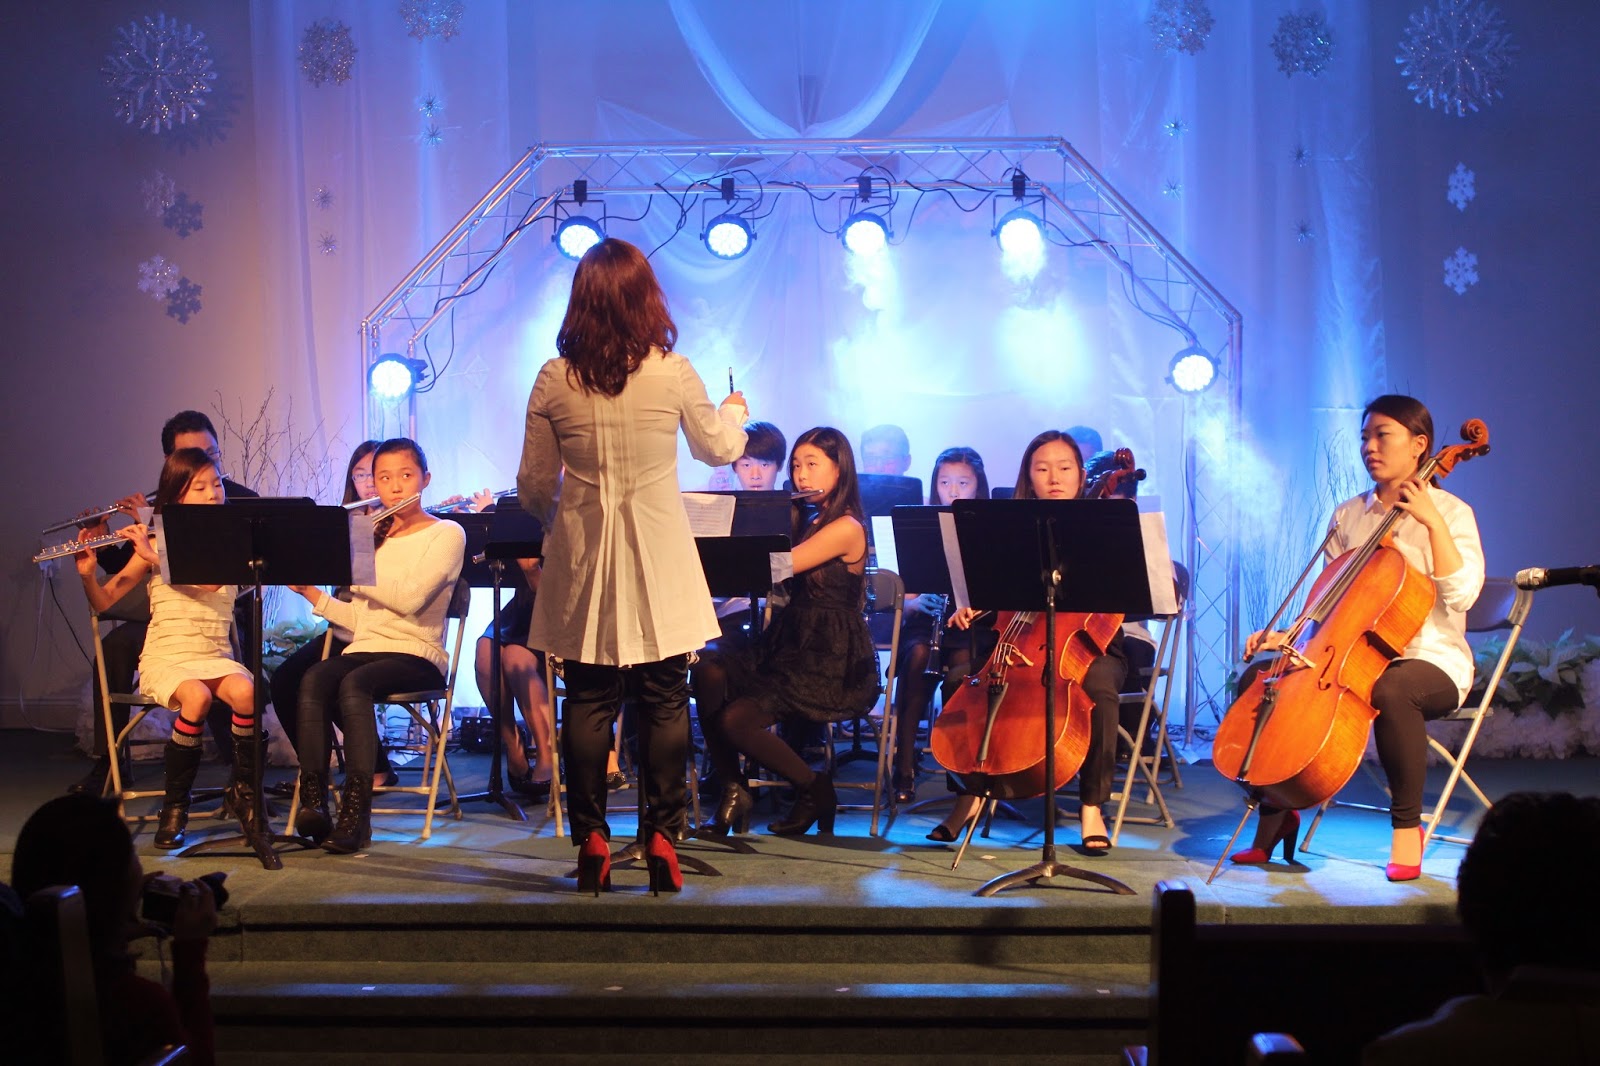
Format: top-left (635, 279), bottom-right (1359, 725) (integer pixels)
top-left (1514, 565), bottom-right (1600, 591)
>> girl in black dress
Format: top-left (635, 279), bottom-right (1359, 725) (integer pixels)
top-left (695, 427), bottom-right (883, 837)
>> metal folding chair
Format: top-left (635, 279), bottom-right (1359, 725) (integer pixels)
top-left (828, 568), bottom-right (903, 836)
top-left (1300, 577), bottom-right (1533, 852)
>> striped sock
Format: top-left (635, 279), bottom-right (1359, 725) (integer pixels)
top-left (171, 715), bottom-right (205, 748)
top-left (231, 708), bottom-right (256, 740)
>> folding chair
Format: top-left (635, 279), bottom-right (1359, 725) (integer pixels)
top-left (828, 568), bottom-right (903, 836)
top-left (364, 579), bottom-right (472, 840)
top-left (1111, 605), bottom-right (1186, 844)
top-left (1300, 577), bottom-right (1533, 852)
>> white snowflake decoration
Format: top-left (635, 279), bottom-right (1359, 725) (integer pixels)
top-left (102, 13), bottom-right (216, 135)
top-left (137, 256), bottom-right (180, 301)
top-left (1162, 180), bottom-right (1182, 199)
top-left (313, 185), bottom-right (334, 210)
top-left (161, 192), bottom-right (203, 238)
top-left (1271, 11), bottom-right (1335, 77)
top-left (1296, 221), bottom-right (1316, 244)
top-left (417, 92), bottom-right (444, 119)
top-left (317, 233), bottom-right (339, 256)
top-left (1444, 246), bottom-right (1479, 294)
top-left (1148, 0), bottom-right (1215, 56)
top-left (400, 0), bottom-right (465, 42)
top-left (1396, 0), bottom-right (1518, 118)
top-left (299, 18), bottom-right (357, 87)
top-left (142, 171), bottom-right (177, 216)
top-left (1447, 162), bottom-right (1476, 211)
top-left (422, 123), bottom-right (445, 147)
top-left (1164, 117), bottom-right (1188, 137)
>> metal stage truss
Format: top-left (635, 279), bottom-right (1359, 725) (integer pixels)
top-left (360, 138), bottom-right (1242, 731)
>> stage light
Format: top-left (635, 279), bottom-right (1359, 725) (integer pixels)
top-left (995, 208), bottom-right (1044, 258)
top-left (555, 215), bottom-right (604, 260)
top-left (369, 354), bottom-right (425, 401)
top-left (1168, 345), bottom-right (1218, 394)
top-left (841, 211), bottom-right (889, 256)
top-left (704, 214), bottom-right (753, 259)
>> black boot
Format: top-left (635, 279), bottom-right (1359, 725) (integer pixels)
top-left (324, 772), bottom-right (372, 854)
top-left (296, 769), bottom-right (332, 844)
top-left (696, 782), bottom-right (753, 838)
top-left (154, 741), bottom-right (204, 849)
top-left (767, 772), bottom-right (837, 836)
top-left (224, 734), bottom-right (264, 838)
top-left (68, 755), bottom-right (112, 797)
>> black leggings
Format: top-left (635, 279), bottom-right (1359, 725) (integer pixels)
top-left (561, 656), bottom-right (692, 844)
top-left (694, 656), bottom-right (816, 790)
top-left (297, 652), bottom-right (443, 779)
top-left (1254, 657), bottom-right (1459, 829)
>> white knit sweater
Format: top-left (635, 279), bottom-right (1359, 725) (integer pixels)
top-left (312, 519), bottom-right (465, 671)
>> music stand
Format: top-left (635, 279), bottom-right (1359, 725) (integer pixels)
top-left (158, 499), bottom-right (361, 870)
top-left (447, 506), bottom-right (544, 822)
top-left (950, 498), bottom-right (1155, 898)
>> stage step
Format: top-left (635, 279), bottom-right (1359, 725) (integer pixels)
top-left (206, 960), bottom-right (1148, 1062)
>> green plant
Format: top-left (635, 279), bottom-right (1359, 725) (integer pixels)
top-left (1468, 629), bottom-right (1600, 715)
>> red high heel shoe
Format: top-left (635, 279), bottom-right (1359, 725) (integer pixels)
top-left (645, 831), bottom-right (683, 895)
top-left (576, 830), bottom-right (612, 895)
top-left (1229, 808), bottom-right (1301, 865)
top-left (1385, 826), bottom-right (1425, 882)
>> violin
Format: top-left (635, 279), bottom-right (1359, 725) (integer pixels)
top-left (929, 449), bottom-right (1143, 799)
top-left (1211, 420), bottom-right (1490, 811)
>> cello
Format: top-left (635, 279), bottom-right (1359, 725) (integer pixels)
top-left (1211, 420), bottom-right (1490, 815)
top-left (929, 449), bottom-right (1143, 800)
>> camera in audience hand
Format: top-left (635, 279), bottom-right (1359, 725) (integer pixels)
top-left (141, 871), bottom-right (228, 932)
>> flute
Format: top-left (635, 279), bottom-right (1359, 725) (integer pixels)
top-left (33, 530), bottom-right (132, 564)
top-left (40, 492), bottom-right (156, 536)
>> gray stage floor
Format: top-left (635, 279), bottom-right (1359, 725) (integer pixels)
top-left (5, 727), bottom-right (1595, 924)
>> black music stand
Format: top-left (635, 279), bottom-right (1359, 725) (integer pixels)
top-left (159, 499), bottom-right (359, 870)
top-left (950, 498), bottom-right (1154, 898)
top-left (448, 506), bottom-right (544, 822)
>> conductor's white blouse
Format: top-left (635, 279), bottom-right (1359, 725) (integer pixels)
top-left (517, 349), bottom-right (747, 666)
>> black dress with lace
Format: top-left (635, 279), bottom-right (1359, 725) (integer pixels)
top-left (723, 556), bottom-right (882, 723)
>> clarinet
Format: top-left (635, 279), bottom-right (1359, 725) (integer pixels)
top-left (924, 594), bottom-right (951, 679)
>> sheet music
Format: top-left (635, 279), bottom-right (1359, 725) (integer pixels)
top-left (769, 551), bottom-right (794, 586)
top-left (938, 511), bottom-right (971, 611)
top-left (349, 513), bottom-right (377, 585)
top-left (1141, 511), bottom-right (1179, 615)
top-left (682, 492), bottom-right (736, 537)
top-left (870, 515), bottom-right (898, 575)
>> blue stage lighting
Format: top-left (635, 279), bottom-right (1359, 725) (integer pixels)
top-left (995, 208), bottom-right (1044, 257)
top-left (555, 216), bottom-right (605, 260)
top-left (841, 212), bottom-right (889, 256)
top-left (704, 214), bottom-right (753, 259)
top-left (1168, 346), bottom-right (1218, 394)
top-left (369, 355), bottom-right (421, 401)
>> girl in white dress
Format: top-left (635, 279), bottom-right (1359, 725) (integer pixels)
top-left (76, 448), bottom-right (255, 848)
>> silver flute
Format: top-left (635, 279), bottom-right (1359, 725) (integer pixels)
top-left (40, 492), bottom-right (156, 536)
top-left (33, 529), bottom-right (138, 565)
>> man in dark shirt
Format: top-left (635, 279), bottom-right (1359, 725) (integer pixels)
top-left (70, 410), bottom-right (257, 795)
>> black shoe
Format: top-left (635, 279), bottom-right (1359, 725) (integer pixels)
top-left (154, 741), bottom-right (204, 850)
top-left (767, 773), bottom-right (837, 836)
top-left (68, 755), bottom-right (112, 797)
top-left (696, 783), bottom-right (753, 838)
top-left (325, 772), bottom-right (373, 854)
top-left (265, 779), bottom-right (297, 799)
top-left (892, 772), bottom-right (918, 805)
top-left (507, 767), bottom-right (552, 802)
top-left (606, 771), bottom-right (629, 792)
top-left (224, 736), bottom-right (264, 837)
top-left (296, 769), bottom-right (332, 844)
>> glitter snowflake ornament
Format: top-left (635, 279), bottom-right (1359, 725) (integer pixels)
top-left (1162, 180), bottom-right (1182, 199)
top-left (317, 233), bottom-right (339, 256)
top-left (1447, 162), bottom-right (1476, 211)
top-left (1292, 144), bottom-right (1311, 167)
top-left (401, 0), bottom-right (465, 42)
top-left (166, 277), bottom-right (202, 323)
top-left (1271, 12), bottom-right (1335, 77)
top-left (1444, 246), bottom-right (1479, 294)
top-left (161, 192), bottom-right (203, 238)
top-left (417, 92), bottom-right (444, 119)
top-left (102, 13), bottom-right (216, 135)
top-left (1296, 221), bottom-right (1316, 244)
top-left (142, 171), bottom-right (177, 216)
top-left (1148, 0), bottom-right (1215, 56)
top-left (1397, 1), bottom-right (1518, 118)
top-left (313, 185), bottom-right (334, 210)
top-left (137, 256), bottom-right (180, 301)
top-left (299, 18), bottom-right (357, 87)
top-left (1164, 117), bottom-right (1188, 137)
